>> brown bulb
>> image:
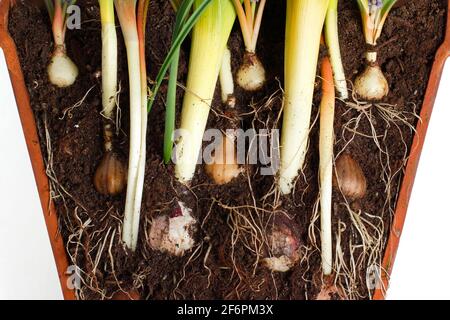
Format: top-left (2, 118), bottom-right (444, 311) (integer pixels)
top-left (205, 133), bottom-right (242, 185)
top-left (333, 154), bottom-right (367, 199)
top-left (94, 152), bottom-right (126, 196)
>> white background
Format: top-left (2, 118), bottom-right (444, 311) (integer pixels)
top-left (0, 47), bottom-right (449, 300)
top-left (0, 50), bottom-right (63, 300)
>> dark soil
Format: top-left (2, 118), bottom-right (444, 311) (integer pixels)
top-left (8, 0), bottom-right (447, 300)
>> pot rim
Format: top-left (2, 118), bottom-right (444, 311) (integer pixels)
top-left (0, 0), bottom-right (449, 300)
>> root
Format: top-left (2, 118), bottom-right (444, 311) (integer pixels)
top-left (220, 201), bottom-right (270, 275)
top-left (339, 95), bottom-right (420, 219)
top-left (42, 112), bottom-right (88, 220)
top-left (100, 81), bottom-right (123, 135)
top-left (332, 203), bottom-right (385, 299)
top-left (42, 112), bottom-right (133, 299)
top-left (60, 85), bottom-right (96, 120)
top-left (172, 242), bottom-right (204, 299)
top-left (65, 206), bottom-right (127, 300)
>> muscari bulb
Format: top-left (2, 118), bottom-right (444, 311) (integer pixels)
top-left (354, 52), bottom-right (389, 101)
top-left (236, 52), bottom-right (266, 92)
top-left (47, 46), bottom-right (79, 88)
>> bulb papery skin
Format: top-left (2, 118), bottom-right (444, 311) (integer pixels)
top-left (47, 47), bottom-right (79, 88)
top-left (236, 52), bottom-right (266, 92)
top-left (354, 64), bottom-right (389, 101)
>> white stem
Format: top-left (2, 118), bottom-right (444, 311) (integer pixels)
top-left (279, 0), bottom-right (330, 194)
top-left (101, 22), bottom-right (118, 119)
top-left (118, 24), bottom-right (143, 251)
top-left (131, 52), bottom-right (149, 253)
top-left (325, 5), bottom-right (348, 100)
top-left (366, 51), bottom-right (377, 63)
top-left (219, 47), bottom-right (234, 104)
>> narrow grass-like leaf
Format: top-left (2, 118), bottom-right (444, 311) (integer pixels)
top-left (356, 0), bottom-right (368, 14)
top-left (45, 0), bottom-right (55, 20)
top-left (380, 0), bottom-right (397, 24)
top-left (170, 0), bottom-right (183, 11)
top-left (148, 0), bottom-right (213, 115)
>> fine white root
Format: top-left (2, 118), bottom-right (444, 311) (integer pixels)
top-left (60, 85), bottom-right (96, 120)
top-left (332, 204), bottom-right (385, 299)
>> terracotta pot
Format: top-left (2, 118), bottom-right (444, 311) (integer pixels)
top-left (372, 5), bottom-right (450, 300)
top-left (0, 0), bottom-right (76, 300)
top-left (0, 0), bottom-right (449, 300)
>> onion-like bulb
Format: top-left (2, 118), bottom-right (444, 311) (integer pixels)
top-left (47, 45), bottom-right (79, 88)
top-left (354, 51), bottom-right (388, 101)
top-left (236, 51), bottom-right (266, 92)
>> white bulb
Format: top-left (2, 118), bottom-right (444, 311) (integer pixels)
top-left (354, 65), bottom-right (389, 101)
top-left (236, 52), bottom-right (266, 91)
top-left (47, 51), bottom-right (79, 88)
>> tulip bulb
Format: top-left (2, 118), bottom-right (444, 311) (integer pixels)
top-left (94, 152), bottom-right (127, 196)
top-left (333, 154), bottom-right (367, 200)
top-left (149, 202), bottom-right (196, 256)
top-left (205, 133), bottom-right (242, 185)
top-left (263, 217), bottom-right (301, 272)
